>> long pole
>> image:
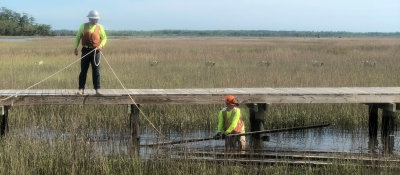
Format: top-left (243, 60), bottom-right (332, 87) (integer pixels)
top-left (229, 123), bottom-right (330, 137)
top-left (142, 123), bottom-right (330, 147)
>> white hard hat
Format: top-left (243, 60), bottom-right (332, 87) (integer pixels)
top-left (87, 10), bottom-right (100, 19)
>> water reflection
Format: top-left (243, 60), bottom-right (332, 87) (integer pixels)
top-left (8, 127), bottom-right (400, 157)
top-left (268, 128), bottom-right (398, 155)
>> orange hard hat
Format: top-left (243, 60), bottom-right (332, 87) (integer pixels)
top-left (225, 95), bottom-right (238, 105)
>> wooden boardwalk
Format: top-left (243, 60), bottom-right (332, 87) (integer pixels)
top-left (0, 87), bottom-right (398, 148)
top-left (1, 87), bottom-right (400, 106)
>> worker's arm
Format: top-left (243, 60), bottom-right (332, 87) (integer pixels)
top-left (74, 24), bottom-right (84, 49)
top-left (99, 25), bottom-right (107, 48)
top-left (217, 111), bottom-right (224, 133)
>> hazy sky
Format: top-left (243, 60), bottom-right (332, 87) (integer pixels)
top-left (2, 0), bottom-right (399, 32)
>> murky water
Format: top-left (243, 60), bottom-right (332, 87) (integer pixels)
top-left (9, 127), bottom-right (400, 157)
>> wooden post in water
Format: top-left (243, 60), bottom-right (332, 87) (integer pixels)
top-left (381, 103), bottom-right (395, 154)
top-left (130, 104), bottom-right (140, 153)
top-left (368, 105), bottom-right (378, 138)
top-left (0, 106), bottom-right (9, 136)
top-left (246, 103), bottom-right (268, 150)
top-left (381, 103), bottom-right (396, 138)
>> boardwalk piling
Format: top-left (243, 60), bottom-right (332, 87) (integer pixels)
top-left (368, 105), bottom-right (378, 138)
top-left (0, 106), bottom-right (9, 136)
top-left (382, 134), bottom-right (395, 154)
top-left (129, 104), bottom-right (141, 153)
top-left (381, 103), bottom-right (396, 138)
top-left (246, 103), bottom-right (268, 150)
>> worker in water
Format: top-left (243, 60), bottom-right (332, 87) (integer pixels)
top-left (74, 10), bottom-right (107, 95)
top-left (214, 95), bottom-right (246, 150)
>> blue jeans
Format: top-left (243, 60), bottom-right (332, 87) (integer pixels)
top-left (78, 48), bottom-right (100, 90)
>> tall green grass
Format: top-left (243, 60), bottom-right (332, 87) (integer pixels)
top-left (0, 37), bottom-right (400, 174)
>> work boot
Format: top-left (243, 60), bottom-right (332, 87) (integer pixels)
top-left (77, 89), bottom-right (84, 95)
top-left (96, 89), bottom-right (103, 95)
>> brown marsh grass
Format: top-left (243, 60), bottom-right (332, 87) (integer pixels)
top-left (0, 37), bottom-right (400, 174)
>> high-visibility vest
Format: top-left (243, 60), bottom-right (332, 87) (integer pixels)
top-left (222, 108), bottom-right (244, 134)
top-left (81, 23), bottom-right (101, 48)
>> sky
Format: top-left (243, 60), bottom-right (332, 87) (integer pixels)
top-left (1, 0), bottom-right (399, 32)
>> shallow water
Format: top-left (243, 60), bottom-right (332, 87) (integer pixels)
top-left (10, 127), bottom-right (400, 157)
top-left (140, 128), bottom-right (400, 155)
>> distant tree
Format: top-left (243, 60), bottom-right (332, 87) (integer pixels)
top-left (0, 7), bottom-right (52, 36)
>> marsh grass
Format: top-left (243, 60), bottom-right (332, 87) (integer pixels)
top-left (1, 37), bottom-right (400, 174)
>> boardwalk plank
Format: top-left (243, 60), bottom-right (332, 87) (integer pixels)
top-left (164, 89), bottom-right (188, 95)
top-left (178, 89), bottom-right (201, 96)
top-left (318, 88), bottom-right (346, 95)
top-left (151, 89), bottom-right (167, 96)
top-left (342, 87), bottom-right (369, 94)
top-left (61, 89), bottom-right (69, 96)
top-left (0, 90), bottom-right (11, 96)
top-left (363, 87), bottom-right (394, 95)
top-left (40, 90), bottom-right (46, 96)
top-left (48, 89), bottom-right (56, 95)
top-left (114, 89), bottom-right (127, 95)
top-left (19, 90), bottom-right (30, 95)
top-left (1, 88), bottom-right (400, 106)
top-left (28, 90), bottom-right (36, 96)
top-left (300, 88), bottom-right (324, 95)
top-left (227, 88), bottom-right (250, 95)
top-left (55, 89), bottom-right (64, 96)
top-left (67, 89), bottom-right (75, 96)
top-left (7, 90), bottom-right (18, 97)
top-left (204, 88), bottom-right (227, 95)
top-left (275, 88), bottom-right (297, 95)
top-left (36, 89), bottom-right (42, 96)
top-left (186, 89), bottom-right (212, 95)
top-left (110, 89), bottom-right (122, 96)
top-left (85, 89), bottom-right (96, 96)
top-left (261, 88), bottom-right (288, 95)
top-left (101, 89), bottom-right (114, 96)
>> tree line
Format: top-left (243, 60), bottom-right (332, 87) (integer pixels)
top-left (53, 29), bottom-right (400, 38)
top-left (0, 7), bottom-right (52, 36)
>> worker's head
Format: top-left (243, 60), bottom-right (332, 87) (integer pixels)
top-left (87, 10), bottom-right (100, 24)
top-left (225, 95), bottom-right (238, 108)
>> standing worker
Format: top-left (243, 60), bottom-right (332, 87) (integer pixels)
top-left (214, 95), bottom-right (246, 150)
top-left (74, 10), bottom-right (107, 95)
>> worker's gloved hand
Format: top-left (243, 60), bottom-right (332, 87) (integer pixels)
top-left (221, 132), bottom-right (228, 139)
top-left (213, 132), bottom-right (222, 140)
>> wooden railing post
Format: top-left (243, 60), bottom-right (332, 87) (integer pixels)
top-left (129, 104), bottom-right (140, 154)
top-left (368, 104), bottom-right (378, 138)
top-left (246, 103), bottom-right (269, 150)
top-left (0, 106), bottom-right (9, 136)
top-left (381, 103), bottom-right (396, 138)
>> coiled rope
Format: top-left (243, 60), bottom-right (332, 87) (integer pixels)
top-left (0, 48), bottom-right (162, 136)
top-left (94, 49), bottom-right (100, 66)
